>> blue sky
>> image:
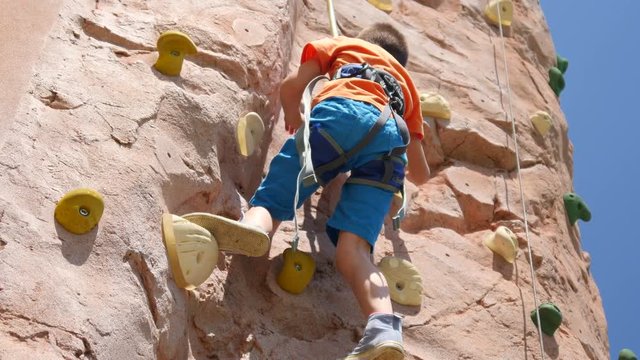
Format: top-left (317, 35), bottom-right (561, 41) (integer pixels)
top-left (540, 1), bottom-right (640, 358)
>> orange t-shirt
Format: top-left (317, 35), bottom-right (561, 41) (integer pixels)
top-left (301, 36), bottom-right (423, 140)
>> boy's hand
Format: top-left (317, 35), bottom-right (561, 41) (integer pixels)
top-left (284, 110), bottom-right (303, 134)
top-left (406, 134), bottom-right (430, 185)
top-left (280, 59), bottom-right (323, 135)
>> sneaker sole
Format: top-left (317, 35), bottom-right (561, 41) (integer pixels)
top-left (182, 212), bottom-right (270, 257)
top-left (343, 341), bottom-right (405, 360)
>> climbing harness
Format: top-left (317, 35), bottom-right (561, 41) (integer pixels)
top-left (290, 66), bottom-right (410, 249)
top-left (493, 4), bottom-right (546, 358)
top-left (333, 63), bottom-right (406, 116)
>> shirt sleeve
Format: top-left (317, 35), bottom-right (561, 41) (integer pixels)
top-left (300, 37), bottom-right (339, 73)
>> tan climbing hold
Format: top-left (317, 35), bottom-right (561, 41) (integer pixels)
top-left (420, 92), bottom-right (451, 120)
top-left (483, 226), bottom-right (518, 263)
top-left (484, 0), bottom-right (513, 27)
top-left (236, 112), bottom-right (265, 157)
top-left (54, 188), bottom-right (104, 234)
top-left (182, 212), bottom-right (270, 257)
top-left (378, 256), bottom-right (423, 306)
top-left (530, 110), bottom-right (553, 136)
top-left (367, 0), bottom-right (392, 13)
top-left (154, 30), bottom-right (197, 76)
top-left (161, 214), bottom-right (218, 290)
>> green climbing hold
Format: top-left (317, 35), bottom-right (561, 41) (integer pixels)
top-left (531, 302), bottom-right (562, 336)
top-left (620, 349), bottom-right (638, 360)
top-left (563, 192), bottom-right (591, 225)
top-left (556, 55), bottom-right (569, 74)
top-left (549, 67), bottom-right (565, 97)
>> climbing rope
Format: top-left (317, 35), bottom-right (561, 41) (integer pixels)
top-left (494, 3), bottom-right (546, 358)
top-left (291, 163), bottom-right (304, 252)
top-left (326, 0), bottom-right (340, 37)
top-left (289, 0), bottom-right (340, 252)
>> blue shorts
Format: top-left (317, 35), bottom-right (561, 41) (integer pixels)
top-left (249, 97), bottom-right (407, 248)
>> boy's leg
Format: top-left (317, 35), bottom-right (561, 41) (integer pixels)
top-left (248, 137), bottom-right (318, 237)
top-left (182, 134), bottom-right (314, 257)
top-left (241, 206), bottom-right (281, 238)
top-left (329, 182), bottom-right (405, 359)
top-left (336, 231), bottom-right (404, 359)
top-left (335, 231), bottom-right (392, 316)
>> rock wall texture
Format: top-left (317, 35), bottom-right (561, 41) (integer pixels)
top-left (0, 0), bottom-right (608, 359)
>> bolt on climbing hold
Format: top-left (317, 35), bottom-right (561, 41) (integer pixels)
top-left (277, 247), bottom-right (316, 294)
top-left (154, 30), bottom-right (198, 77)
top-left (563, 192), bottom-right (591, 225)
top-left (531, 302), bottom-right (562, 336)
top-left (530, 110), bottom-right (553, 136)
top-left (548, 67), bottom-right (565, 97)
top-left (54, 188), bottom-right (104, 234)
top-left (556, 55), bottom-right (569, 74)
top-left (236, 112), bottom-right (266, 157)
top-left (420, 92), bottom-right (451, 120)
top-left (484, 0), bottom-right (513, 27)
top-left (378, 256), bottom-right (423, 306)
top-left (161, 214), bottom-right (219, 290)
top-left (619, 349), bottom-right (638, 360)
top-left (483, 226), bottom-right (518, 263)
top-left (367, 0), bottom-right (392, 13)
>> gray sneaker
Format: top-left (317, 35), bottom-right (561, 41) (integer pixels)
top-left (343, 313), bottom-right (405, 360)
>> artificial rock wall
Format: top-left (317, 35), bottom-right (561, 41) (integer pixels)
top-left (0, 0), bottom-right (608, 359)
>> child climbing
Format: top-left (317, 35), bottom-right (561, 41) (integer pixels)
top-left (241, 22), bottom-right (431, 359)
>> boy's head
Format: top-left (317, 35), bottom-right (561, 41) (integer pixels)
top-left (357, 22), bottom-right (409, 66)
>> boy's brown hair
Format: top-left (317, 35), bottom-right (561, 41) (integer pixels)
top-left (357, 22), bottom-right (409, 66)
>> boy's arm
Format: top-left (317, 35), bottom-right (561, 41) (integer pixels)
top-left (405, 134), bottom-right (430, 185)
top-left (280, 59), bottom-right (324, 134)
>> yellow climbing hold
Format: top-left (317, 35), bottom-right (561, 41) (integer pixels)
top-left (161, 214), bottom-right (218, 290)
top-left (420, 92), bottom-right (451, 120)
top-left (367, 0), bottom-right (392, 13)
top-left (154, 30), bottom-right (197, 77)
top-left (484, 0), bottom-right (513, 27)
top-left (483, 226), bottom-right (518, 263)
top-left (530, 110), bottom-right (553, 136)
top-left (378, 256), bottom-right (423, 306)
top-left (277, 247), bottom-right (316, 294)
top-left (236, 112), bottom-right (266, 157)
top-left (54, 188), bottom-right (104, 234)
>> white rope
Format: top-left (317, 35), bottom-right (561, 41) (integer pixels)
top-left (291, 163), bottom-right (305, 251)
top-left (494, 2), bottom-right (546, 358)
top-left (290, 1), bottom-right (339, 252)
top-left (291, 76), bottom-right (329, 251)
top-left (326, 0), bottom-right (340, 37)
